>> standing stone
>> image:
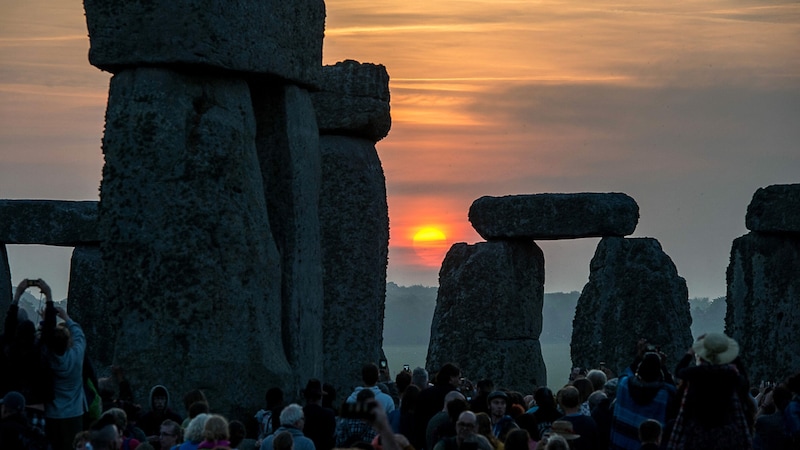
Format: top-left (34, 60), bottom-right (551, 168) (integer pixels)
top-left (427, 240), bottom-right (546, 391)
top-left (0, 245), bottom-right (10, 332)
top-left (469, 193), bottom-right (639, 240)
top-left (84, 0), bottom-right (325, 87)
top-left (67, 246), bottom-right (111, 369)
top-left (0, 200), bottom-right (99, 246)
top-left (726, 233), bottom-right (800, 382)
top-left (319, 135), bottom-right (389, 395)
top-left (98, 67), bottom-right (288, 419)
top-left (252, 82), bottom-right (323, 385)
top-left (745, 183), bottom-right (800, 233)
top-left (314, 60), bottom-right (391, 396)
top-left (572, 237), bottom-right (692, 375)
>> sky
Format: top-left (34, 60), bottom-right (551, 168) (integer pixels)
top-left (1, 0), bottom-right (799, 301)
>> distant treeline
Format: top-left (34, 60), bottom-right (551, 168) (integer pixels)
top-left (384, 282), bottom-right (726, 346)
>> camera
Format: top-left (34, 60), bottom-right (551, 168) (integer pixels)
top-left (26, 279), bottom-right (38, 287)
top-left (379, 359), bottom-right (387, 369)
top-left (403, 364), bottom-right (410, 372)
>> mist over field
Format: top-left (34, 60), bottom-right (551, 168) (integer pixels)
top-left (383, 282), bottom-right (725, 387)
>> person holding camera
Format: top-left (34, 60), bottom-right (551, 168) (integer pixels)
top-left (32, 279), bottom-right (89, 450)
top-left (1, 279), bottom-right (55, 430)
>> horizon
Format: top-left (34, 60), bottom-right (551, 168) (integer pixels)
top-left (2, 1), bottom-right (799, 300)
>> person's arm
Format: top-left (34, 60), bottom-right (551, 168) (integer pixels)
top-left (368, 402), bottom-right (402, 450)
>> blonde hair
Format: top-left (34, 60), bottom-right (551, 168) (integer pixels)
top-left (202, 414), bottom-right (229, 442)
top-left (185, 413), bottom-right (209, 442)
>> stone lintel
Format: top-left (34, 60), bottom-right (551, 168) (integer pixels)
top-left (0, 200), bottom-right (99, 246)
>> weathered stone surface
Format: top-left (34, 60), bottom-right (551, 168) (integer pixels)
top-left (469, 193), bottom-right (639, 240)
top-left (83, 0), bottom-right (325, 87)
top-left (745, 184), bottom-right (800, 234)
top-left (252, 83), bottom-right (323, 384)
top-left (319, 135), bottom-right (389, 395)
top-left (67, 246), bottom-right (112, 370)
top-left (572, 237), bottom-right (692, 375)
top-left (726, 232), bottom-right (800, 382)
top-left (98, 67), bottom-right (289, 419)
top-left (0, 200), bottom-right (98, 246)
top-left (0, 245), bottom-right (10, 332)
top-left (427, 240), bottom-right (546, 391)
top-left (311, 60), bottom-right (391, 141)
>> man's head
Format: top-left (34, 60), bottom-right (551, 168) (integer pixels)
top-left (476, 380), bottom-right (494, 395)
top-left (436, 363), bottom-right (461, 387)
top-left (638, 419), bottom-right (662, 444)
top-left (90, 424), bottom-right (121, 450)
top-left (0, 391), bottom-right (25, 419)
top-left (159, 419), bottom-right (181, 450)
top-left (50, 323), bottom-right (73, 356)
top-left (455, 411), bottom-right (478, 443)
top-left (412, 367), bottom-right (429, 390)
top-left (396, 370), bottom-right (412, 394)
top-left (487, 391), bottom-right (507, 418)
top-left (557, 386), bottom-right (581, 412)
top-left (151, 385), bottom-right (169, 411)
top-left (303, 379), bottom-right (325, 403)
top-left (280, 403), bottom-right (306, 430)
top-left (443, 390), bottom-right (466, 412)
top-left (362, 363), bottom-right (380, 386)
top-left (586, 369), bottom-right (608, 392)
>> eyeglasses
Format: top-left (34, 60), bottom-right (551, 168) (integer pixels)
top-left (456, 422), bottom-right (476, 429)
top-left (160, 432), bottom-right (176, 437)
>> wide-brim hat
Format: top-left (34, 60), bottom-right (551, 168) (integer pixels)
top-left (693, 332), bottom-right (739, 365)
top-left (550, 420), bottom-right (580, 440)
top-left (303, 379), bottom-right (327, 397)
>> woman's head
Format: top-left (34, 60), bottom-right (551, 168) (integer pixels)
top-left (185, 413), bottom-right (209, 442)
top-left (202, 414), bottom-right (229, 442)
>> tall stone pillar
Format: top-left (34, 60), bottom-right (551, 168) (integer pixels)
top-left (572, 237), bottom-right (692, 375)
top-left (0, 245), bottom-right (10, 328)
top-left (98, 68), bottom-right (290, 417)
top-left (428, 241), bottom-right (546, 393)
top-left (313, 60), bottom-right (391, 396)
top-left (84, 0), bottom-right (325, 417)
top-left (67, 246), bottom-right (111, 369)
top-left (252, 83), bottom-right (323, 390)
top-left (726, 184), bottom-right (800, 381)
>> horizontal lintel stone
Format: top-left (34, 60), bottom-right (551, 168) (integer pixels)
top-left (468, 192), bottom-right (639, 240)
top-left (0, 200), bottom-right (99, 246)
top-left (311, 60), bottom-right (391, 141)
top-left (746, 183), bottom-right (800, 234)
top-left (84, 0), bottom-right (325, 87)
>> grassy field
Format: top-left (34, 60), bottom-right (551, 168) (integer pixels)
top-left (384, 341), bottom-right (572, 390)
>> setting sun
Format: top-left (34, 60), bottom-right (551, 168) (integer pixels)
top-left (412, 226), bottom-right (449, 267)
top-left (413, 227), bottom-right (447, 243)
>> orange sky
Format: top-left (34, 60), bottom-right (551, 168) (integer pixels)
top-left (1, 0), bottom-right (799, 298)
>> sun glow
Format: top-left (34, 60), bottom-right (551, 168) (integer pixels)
top-left (412, 226), bottom-right (449, 267)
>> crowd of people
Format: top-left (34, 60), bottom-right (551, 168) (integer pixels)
top-left (2, 279), bottom-right (800, 450)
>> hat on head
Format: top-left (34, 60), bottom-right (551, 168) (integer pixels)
top-left (487, 391), bottom-right (508, 403)
top-left (0, 391), bottom-right (26, 414)
top-left (693, 332), bottom-right (739, 365)
top-left (303, 379), bottom-right (327, 398)
top-left (550, 420), bottom-right (580, 440)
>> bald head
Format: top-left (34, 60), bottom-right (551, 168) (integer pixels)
top-left (443, 390), bottom-right (466, 411)
top-left (456, 411), bottom-right (477, 442)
